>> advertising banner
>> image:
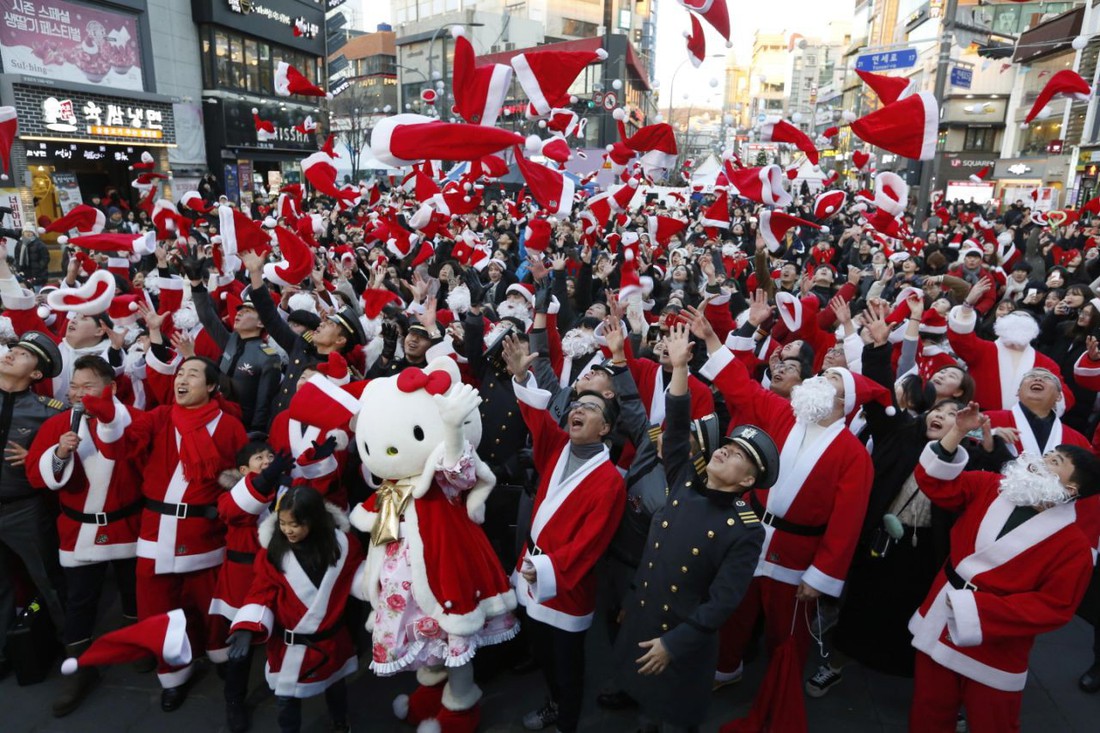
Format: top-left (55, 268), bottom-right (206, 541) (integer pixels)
top-left (0, 0), bottom-right (144, 91)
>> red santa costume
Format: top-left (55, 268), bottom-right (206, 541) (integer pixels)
top-left (985, 405), bottom-right (1090, 456)
top-left (511, 372), bottom-right (627, 629)
top-left (268, 409), bottom-right (351, 510)
top-left (90, 355), bottom-right (248, 688)
top-left (230, 515), bottom-right (367, 698)
top-left (700, 349), bottom-right (872, 724)
top-left (26, 405), bottom-right (144, 567)
top-left (909, 444), bottom-right (1093, 732)
top-left (946, 307), bottom-right (1072, 412)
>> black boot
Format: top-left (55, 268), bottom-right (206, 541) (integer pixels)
top-left (52, 641), bottom-right (100, 717)
top-left (224, 655), bottom-right (252, 732)
top-left (276, 696), bottom-right (302, 733)
top-left (161, 676), bottom-right (192, 712)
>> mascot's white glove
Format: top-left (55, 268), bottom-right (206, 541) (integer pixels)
top-left (434, 383), bottom-right (482, 468)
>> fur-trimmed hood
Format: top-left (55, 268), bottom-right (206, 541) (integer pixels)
top-left (257, 500), bottom-right (351, 549)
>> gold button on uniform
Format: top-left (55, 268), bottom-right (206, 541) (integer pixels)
top-left (685, 481), bottom-right (692, 487)
top-left (727, 518), bottom-right (735, 526)
top-left (692, 548), bottom-right (700, 556)
top-left (662, 604), bottom-right (669, 612)
top-left (661, 521), bottom-right (668, 528)
top-left (654, 542), bottom-right (660, 549)
top-left (648, 562), bottom-right (654, 569)
top-left (661, 623), bottom-right (669, 631)
top-left (640, 600), bottom-right (645, 607)
top-left (707, 531), bottom-right (715, 539)
top-left (671, 585), bottom-right (678, 593)
top-left (671, 500), bottom-right (679, 507)
top-left (681, 566), bottom-right (688, 573)
top-left (643, 581), bottom-right (648, 588)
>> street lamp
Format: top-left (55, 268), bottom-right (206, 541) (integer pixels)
top-left (667, 54), bottom-right (725, 122)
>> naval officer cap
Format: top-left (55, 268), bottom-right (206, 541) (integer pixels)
top-left (723, 424), bottom-right (780, 489)
top-left (14, 330), bottom-right (63, 379)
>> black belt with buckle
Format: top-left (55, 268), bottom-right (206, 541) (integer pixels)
top-left (750, 494), bottom-right (827, 537)
top-left (226, 549), bottom-right (256, 565)
top-left (61, 500), bottom-right (144, 526)
top-left (943, 560), bottom-right (979, 592)
top-left (146, 499), bottom-right (219, 520)
top-left (525, 534), bottom-right (545, 556)
top-left (278, 624), bottom-right (339, 646)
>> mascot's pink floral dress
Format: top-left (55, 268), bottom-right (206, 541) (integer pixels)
top-left (368, 450), bottom-right (518, 674)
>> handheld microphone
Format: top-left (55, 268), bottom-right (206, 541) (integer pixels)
top-left (70, 404), bottom-right (85, 434)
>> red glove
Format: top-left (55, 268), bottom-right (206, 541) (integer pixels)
top-left (82, 386), bottom-right (116, 423)
top-left (316, 351), bottom-right (348, 382)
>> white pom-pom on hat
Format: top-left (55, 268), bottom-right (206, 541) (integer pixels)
top-left (885, 406), bottom-right (897, 416)
top-left (595, 48), bottom-right (608, 60)
top-left (841, 110), bottom-right (857, 123)
top-left (624, 248), bottom-right (635, 261)
top-left (61, 658), bottom-right (79, 675)
top-left (612, 108), bottom-right (626, 121)
top-left (57, 235), bottom-right (68, 245)
top-left (538, 119), bottom-right (547, 128)
top-left (1073, 35), bottom-right (1090, 50)
top-left (393, 693), bottom-right (410, 720)
top-left (569, 95), bottom-right (578, 103)
top-left (525, 134), bottom-right (541, 153)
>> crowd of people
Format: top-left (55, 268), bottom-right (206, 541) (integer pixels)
top-left (1, 156), bottom-right (1100, 733)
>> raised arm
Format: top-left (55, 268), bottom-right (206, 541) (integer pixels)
top-left (241, 250), bottom-right (301, 353)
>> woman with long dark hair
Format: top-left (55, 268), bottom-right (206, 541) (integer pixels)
top-left (227, 486), bottom-right (366, 733)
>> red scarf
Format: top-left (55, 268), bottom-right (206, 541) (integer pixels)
top-left (172, 399), bottom-right (223, 482)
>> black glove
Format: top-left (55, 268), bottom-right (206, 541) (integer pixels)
top-left (181, 257), bottom-right (209, 283)
top-left (227, 630), bottom-right (253, 661)
top-left (533, 281), bottom-right (552, 315)
top-left (252, 450), bottom-right (295, 495)
top-left (464, 270), bottom-right (486, 304)
top-left (381, 321), bottom-right (399, 361)
top-left (310, 436), bottom-right (338, 461)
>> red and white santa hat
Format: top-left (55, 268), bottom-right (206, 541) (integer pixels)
top-left (218, 206), bottom-right (272, 261)
top-left (774, 291), bottom-right (809, 331)
top-left (152, 199), bottom-right (190, 242)
top-left (647, 215), bottom-right (688, 247)
top-left (582, 181), bottom-right (637, 230)
top-left (44, 204), bottom-right (106, 242)
top-left (814, 190), bottom-right (846, 220)
top-left (968, 165), bottom-right (991, 184)
top-left (850, 92), bottom-right (939, 161)
top-left (506, 282), bottom-right (536, 304)
top-left (699, 187), bottom-right (730, 233)
top-left (514, 146), bottom-right (575, 218)
top-left (46, 270), bottom-right (116, 315)
top-left (294, 115), bottom-right (317, 136)
top-left (543, 108), bottom-right (584, 138)
top-left (274, 61), bottom-right (328, 98)
top-left (523, 217), bottom-right (552, 255)
top-left (263, 226), bottom-right (314, 288)
top-left (874, 171), bottom-right (909, 217)
top-left (361, 288), bottom-right (401, 319)
top-left (920, 309), bottom-right (948, 336)
top-left (527, 134), bottom-right (573, 165)
top-left (759, 209), bottom-right (826, 252)
top-left (62, 609), bottom-right (191, 676)
top-left (179, 190), bottom-right (214, 215)
top-left (252, 108), bottom-right (275, 140)
top-left (725, 163), bottom-right (791, 207)
top-left (1025, 69), bottom-right (1092, 123)
top-left (852, 150), bottom-right (871, 170)
top-left (683, 0), bottom-right (731, 40)
top-left (856, 69), bottom-right (914, 106)
top-left (618, 233), bottom-right (642, 302)
top-left (302, 152), bottom-right (360, 204)
top-left (759, 118), bottom-right (819, 165)
top-left (107, 294), bottom-right (144, 327)
top-left (129, 151), bottom-right (155, 171)
top-left (451, 26), bottom-right (512, 126)
top-left (0, 107), bottom-right (16, 179)
top-left (371, 114), bottom-right (523, 168)
top-left (612, 110), bottom-right (679, 171)
top-left (826, 366), bottom-right (896, 416)
top-left (511, 47), bottom-right (608, 117)
top-left (64, 231), bottom-right (157, 257)
top-left (685, 13), bottom-right (706, 67)
top-left (958, 242), bottom-right (983, 259)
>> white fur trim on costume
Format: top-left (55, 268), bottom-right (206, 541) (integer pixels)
top-left (512, 371), bottom-right (552, 410)
top-left (946, 588), bottom-right (983, 647)
top-left (348, 502), bottom-right (378, 533)
top-left (393, 694), bottom-right (410, 720)
top-left (525, 553), bottom-right (558, 603)
top-left (801, 565), bottom-right (845, 598)
top-left (919, 442), bottom-right (968, 480)
top-left (947, 305), bottom-right (976, 335)
top-left (94, 398), bottom-right (132, 444)
top-left (157, 663), bottom-right (193, 689)
top-left (699, 344), bottom-right (735, 381)
top-left (417, 666), bottom-right (449, 686)
top-left (417, 720), bottom-right (443, 733)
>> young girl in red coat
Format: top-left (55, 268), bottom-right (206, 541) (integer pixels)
top-left (227, 486), bottom-right (366, 733)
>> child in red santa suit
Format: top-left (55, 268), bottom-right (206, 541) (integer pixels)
top-left (227, 485), bottom-right (366, 733)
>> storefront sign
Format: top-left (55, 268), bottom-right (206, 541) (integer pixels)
top-left (0, 0), bottom-right (144, 91)
top-left (0, 189), bottom-right (29, 230)
top-left (193, 0), bottom-right (324, 55)
top-left (51, 171), bottom-right (82, 214)
top-left (14, 84), bottom-right (175, 146)
top-left (25, 139), bottom-right (157, 165)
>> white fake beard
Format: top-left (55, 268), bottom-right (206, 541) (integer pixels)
top-left (790, 376), bottom-right (838, 424)
top-left (287, 292), bottom-right (317, 314)
top-left (143, 275), bottom-right (160, 295)
top-left (998, 453), bottom-right (1070, 508)
top-left (721, 243), bottom-right (738, 257)
top-left (446, 284), bottom-right (472, 314)
top-left (497, 298), bottom-right (532, 324)
top-left (361, 315), bottom-right (380, 343)
top-left (561, 328), bottom-right (598, 360)
top-left (114, 324), bottom-right (139, 349)
top-left (173, 306), bottom-right (199, 332)
top-left (0, 315), bottom-right (15, 343)
top-left (994, 313), bottom-right (1040, 349)
top-left (123, 342), bottom-right (147, 373)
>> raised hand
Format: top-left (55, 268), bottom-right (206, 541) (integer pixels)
top-left (747, 289), bottom-right (772, 327)
top-left (434, 382), bottom-right (482, 428)
top-left (954, 401), bottom-right (984, 434)
top-left (681, 305), bottom-right (720, 353)
top-left (965, 277), bottom-right (991, 306)
top-left (135, 302), bottom-right (165, 333)
top-left (82, 385), bottom-right (116, 423)
top-left (603, 315), bottom-right (626, 359)
top-left (829, 295), bottom-right (851, 326)
top-left (169, 330), bottom-right (196, 358)
top-left (502, 333), bottom-right (536, 380)
top-left (664, 323), bottom-right (694, 368)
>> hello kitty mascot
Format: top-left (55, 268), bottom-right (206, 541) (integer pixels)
top-left (296, 357), bottom-right (517, 733)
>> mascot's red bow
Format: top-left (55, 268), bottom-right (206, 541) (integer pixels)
top-left (396, 367), bottom-right (452, 395)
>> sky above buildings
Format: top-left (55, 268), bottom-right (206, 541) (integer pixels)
top-left (358, 0), bottom-right (841, 112)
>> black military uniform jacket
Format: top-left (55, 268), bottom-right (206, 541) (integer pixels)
top-left (0, 389), bottom-right (65, 499)
top-left (615, 392), bottom-right (764, 728)
top-left (193, 287), bottom-right (281, 431)
top-left (251, 283), bottom-right (321, 415)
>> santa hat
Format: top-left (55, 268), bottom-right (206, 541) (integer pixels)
top-left (511, 47), bottom-right (608, 117)
top-left (361, 288), bottom-right (400, 319)
top-left (814, 190), bottom-right (846, 220)
top-left (179, 190), bottom-right (214, 215)
top-left (618, 239), bottom-right (642, 302)
top-left (218, 206), bottom-right (272, 261)
top-left (647, 215), bottom-right (688, 246)
top-left (506, 283), bottom-right (535, 304)
top-left (874, 172), bottom-right (909, 217)
top-left (527, 133), bottom-right (573, 165)
top-left (759, 118), bottom-right (819, 165)
top-left (0, 107), bottom-right (15, 179)
top-left (582, 182), bottom-right (636, 230)
top-left (251, 108), bottom-right (275, 140)
top-left (725, 164), bottom-right (792, 207)
top-left (289, 374), bottom-right (364, 434)
top-left (274, 61), bottom-right (328, 98)
top-left (855, 69), bottom-right (913, 106)
top-left (319, 133), bottom-right (338, 158)
top-left (822, 170), bottom-right (840, 186)
top-left (46, 270), bottom-right (116, 315)
top-left (699, 188), bottom-right (730, 232)
top-left (827, 366), bottom-right (896, 417)
top-left (684, 0), bottom-right (731, 40)
top-left (293, 115), bottom-right (318, 136)
top-left (852, 150), bottom-right (870, 170)
top-left (543, 108), bottom-right (583, 138)
top-left (129, 151), bottom-right (155, 171)
top-left (44, 204), bottom-right (106, 242)
top-left (759, 210), bottom-right (825, 253)
top-left (65, 231), bottom-right (157, 257)
top-left (263, 226), bottom-right (313, 288)
top-left (371, 114), bottom-right (523, 168)
top-left (62, 609), bottom-right (191, 676)
top-left (132, 172), bottom-right (167, 190)
top-left (613, 111), bottom-right (680, 171)
top-left (523, 217), bottom-right (552, 255)
top-left (72, 251), bottom-right (97, 276)
top-left (107, 294), bottom-right (143, 326)
top-left (920, 309), bottom-right (948, 336)
top-left (514, 146), bottom-right (575, 217)
top-left (958, 243), bottom-right (983, 259)
top-left (302, 152), bottom-right (360, 204)
top-left (471, 153), bottom-right (510, 179)
top-left (850, 92), bottom-right (939, 161)
top-left (685, 13), bottom-right (706, 67)
top-left (774, 291), bottom-right (809, 331)
top-left (968, 165), bottom-right (990, 184)
top-left (410, 239), bottom-right (435, 268)
top-left (1025, 69), bottom-right (1092, 123)
top-left (152, 199), bottom-right (190, 242)
top-left (451, 27), bottom-right (512, 126)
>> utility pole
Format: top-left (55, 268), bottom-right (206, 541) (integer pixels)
top-left (915, 0), bottom-right (959, 230)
